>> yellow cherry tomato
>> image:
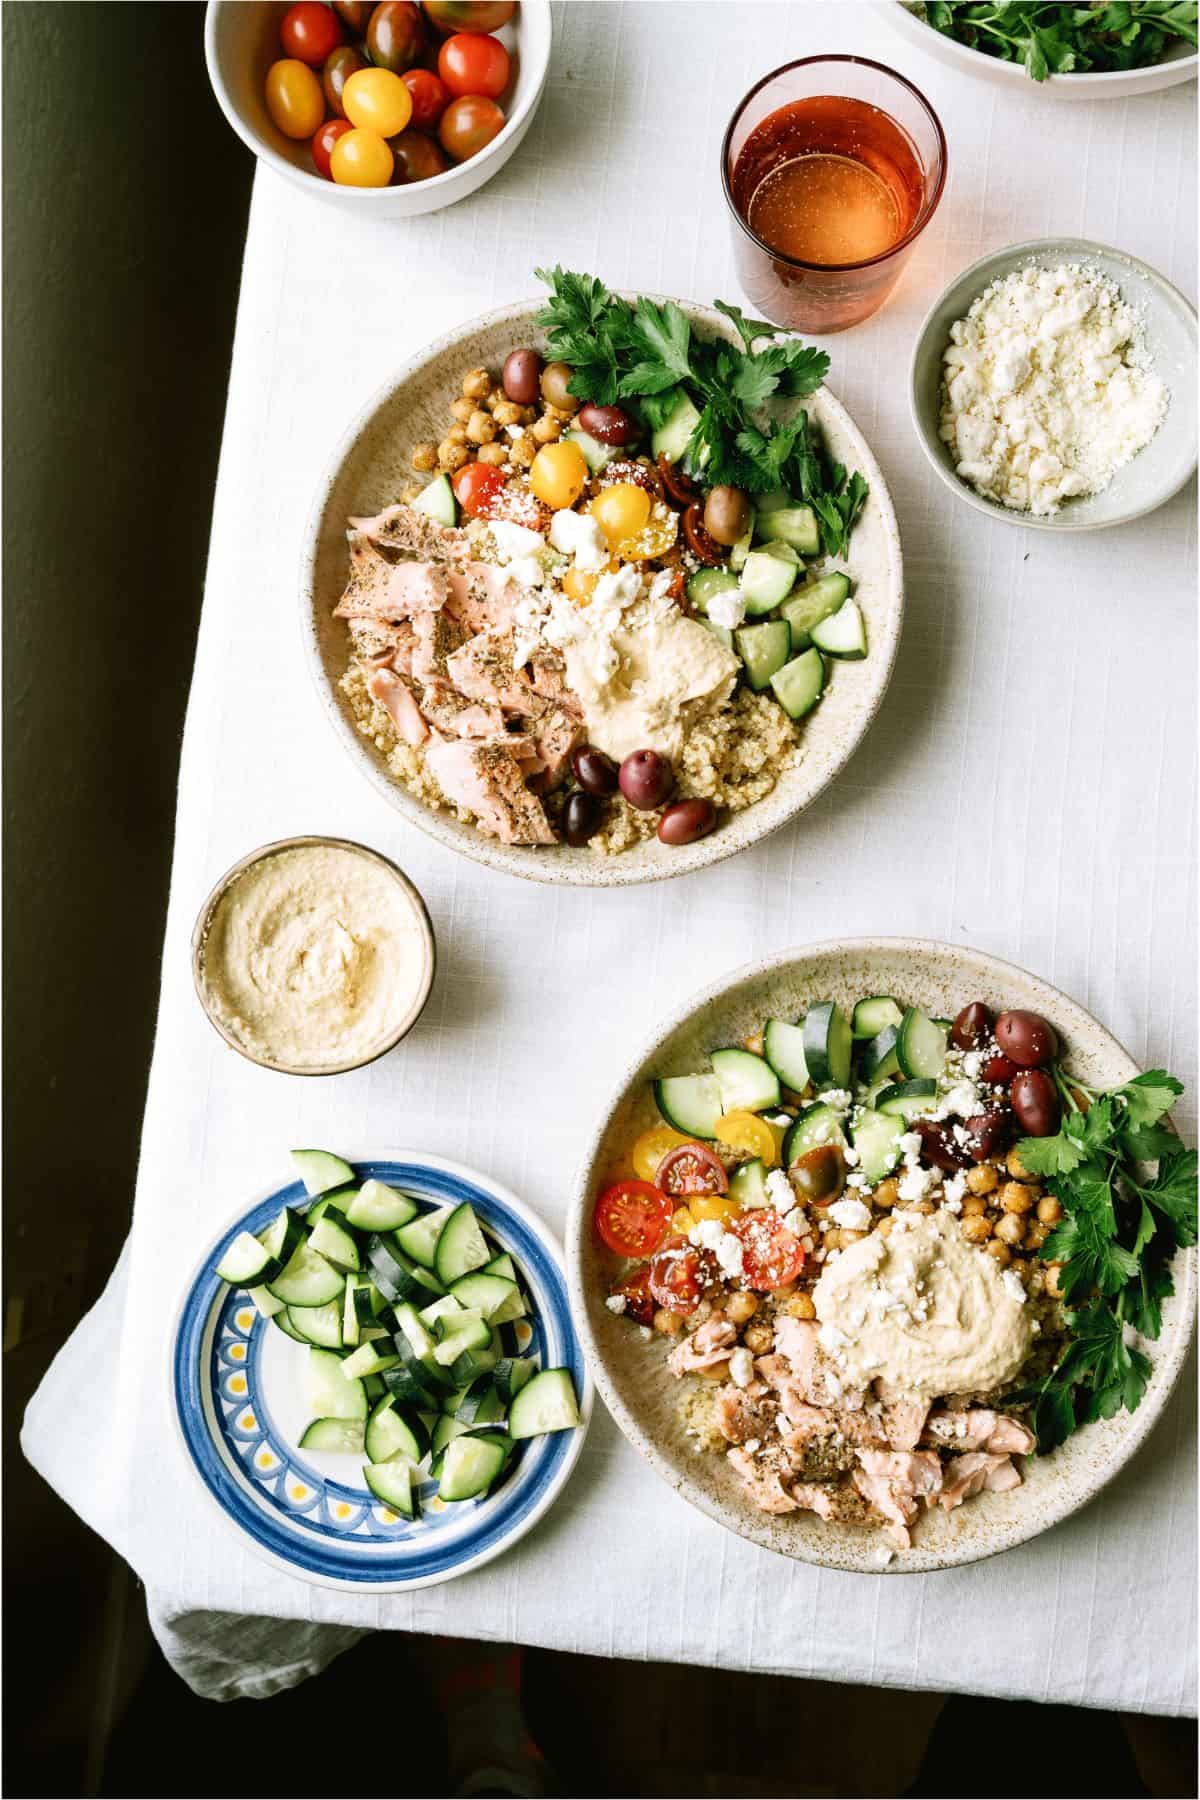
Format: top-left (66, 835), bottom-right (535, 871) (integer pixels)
top-left (670, 1204), bottom-right (697, 1236)
top-left (689, 1192), bottom-right (741, 1225)
top-left (589, 482), bottom-right (651, 548)
top-left (631, 1125), bottom-right (692, 1184)
top-left (265, 58), bottom-right (325, 139)
top-left (342, 66), bottom-right (413, 137)
top-left (715, 1110), bottom-right (779, 1166)
top-left (529, 440), bottom-right (588, 510)
top-left (561, 558), bottom-right (618, 604)
top-left (616, 498), bottom-right (679, 560)
top-left (330, 127), bottom-right (394, 188)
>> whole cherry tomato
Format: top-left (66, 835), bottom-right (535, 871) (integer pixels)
top-left (729, 1212), bottom-right (806, 1292)
top-left (423, 1), bottom-right (516, 32)
top-left (401, 66), bottom-right (451, 129)
top-left (323, 43), bottom-right (369, 116)
top-left (343, 65), bottom-right (413, 134)
top-left (329, 125), bottom-right (394, 185)
top-left (264, 59), bottom-right (326, 138)
top-left (311, 115), bottom-right (353, 178)
top-left (654, 1142), bottom-right (728, 1197)
top-left (439, 93), bottom-right (505, 161)
top-left (452, 459), bottom-right (507, 517)
top-left (366, 0), bottom-right (426, 70)
top-left (438, 30), bottom-right (511, 97)
top-left (280, 2), bottom-right (343, 64)
top-left (593, 1180), bottom-right (673, 1258)
top-left (390, 127), bottom-right (449, 181)
top-left (334, 0), bottom-right (373, 27)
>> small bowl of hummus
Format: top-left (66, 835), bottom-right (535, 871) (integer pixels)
top-left (192, 836), bottom-right (436, 1076)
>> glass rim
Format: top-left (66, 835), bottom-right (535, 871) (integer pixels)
top-left (719, 54), bottom-right (949, 276)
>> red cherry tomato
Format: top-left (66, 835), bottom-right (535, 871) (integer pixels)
top-left (280, 2), bottom-right (343, 64)
top-left (423, 1), bottom-right (516, 33)
top-left (729, 1213), bottom-right (806, 1292)
top-left (438, 93), bottom-right (505, 161)
top-left (610, 1263), bottom-right (657, 1327)
top-left (401, 66), bottom-right (451, 129)
top-left (593, 1180), bottom-right (673, 1258)
top-left (311, 116), bottom-right (353, 178)
top-left (654, 1143), bottom-right (729, 1197)
top-left (452, 459), bottom-right (507, 518)
top-left (648, 1244), bottom-right (712, 1314)
top-left (438, 30), bottom-right (510, 98)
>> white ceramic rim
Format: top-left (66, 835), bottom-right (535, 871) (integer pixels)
top-left (299, 294), bottom-right (905, 887)
top-left (203, 0), bottom-right (552, 206)
top-left (908, 236), bottom-right (1199, 533)
top-left (170, 1147), bottom-right (594, 1595)
top-left (882, 1), bottom-right (1198, 91)
top-left (566, 936), bottom-right (1197, 1574)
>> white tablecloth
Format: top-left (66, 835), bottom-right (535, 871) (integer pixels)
top-left (24, 1), bottom-right (1198, 1710)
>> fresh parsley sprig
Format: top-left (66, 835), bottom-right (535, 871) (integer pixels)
top-left (1006, 1066), bottom-right (1196, 1450)
top-left (533, 268), bottom-right (868, 559)
top-left (920, 2), bottom-right (1197, 82)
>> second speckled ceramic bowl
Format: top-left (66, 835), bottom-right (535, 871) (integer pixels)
top-left (301, 297), bottom-right (904, 887)
top-left (567, 938), bottom-right (1196, 1573)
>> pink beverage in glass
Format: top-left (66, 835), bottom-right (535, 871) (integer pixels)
top-left (722, 57), bottom-right (947, 333)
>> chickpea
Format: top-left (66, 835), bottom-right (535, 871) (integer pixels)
top-left (547, 403), bottom-right (576, 425)
top-left (743, 1031), bottom-right (765, 1055)
top-left (1006, 1147), bottom-right (1034, 1182)
top-left (1000, 1181), bottom-right (1035, 1215)
top-left (841, 1228), bottom-right (869, 1246)
top-left (1025, 1221), bottom-right (1049, 1249)
top-left (1045, 1262), bottom-right (1066, 1298)
top-left (995, 1212), bottom-right (1025, 1246)
top-left (962, 1194), bottom-right (988, 1217)
top-left (699, 1361), bottom-right (728, 1382)
top-left (492, 399), bottom-right (523, 428)
top-left (960, 1214), bottom-right (992, 1244)
top-left (437, 441), bottom-right (469, 473)
top-left (476, 443), bottom-right (509, 466)
top-left (907, 1198), bottom-right (936, 1215)
top-left (782, 1292), bottom-right (816, 1320)
top-left (726, 1291), bottom-right (759, 1325)
top-left (873, 1177), bottom-right (900, 1210)
top-left (876, 1217), bottom-right (895, 1238)
top-left (410, 441), bottom-right (438, 472)
top-left (824, 1227), bottom-right (844, 1251)
top-left (986, 1239), bottom-right (1012, 1268)
top-left (967, 1164), bottom-right (999, 1197)
top-left (1037, 1195), bottom-right (1062, 1225)
top-left (653, 1307), bottom-right (684, 1337)
top-left (447, 422), bottom-right (470, 447)
top-left (743, 1323), bottom-right (774, 1355)
top-left (451, 396), bottom-right (475, 423)
top-left (466, 410), bottom-right (496, 446)
top-left (531, 413), bottom-right (562, 445)
top-left (773, 1281), bottom-right (798, 1301)
top-left (462, 367), bottom-right (491, 401)
top-left (509, 432), bottom-right (538, 468)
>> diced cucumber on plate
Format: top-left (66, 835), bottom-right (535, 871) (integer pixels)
top-left (290, 1148), bottom-right (356, 1197)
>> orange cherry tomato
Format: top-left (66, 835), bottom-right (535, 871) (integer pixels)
top-left (265, 59), bottom-right (326, 139)
top-left (280, 2), bottom-right (343, 64)
top-left (438, 93), bottom-right (505, 162)
top-left (452, 459), bottom-right (507, 518)
top-left (402, 67), bottom-right (452, 129)
top-left (343, 66), bottom-right (413, 135)
top-left (312, 116), bottom-right (353, 179)
top-left (329, 126), bottom-right (394, 186)
top-left (390, 127), bottom-right (449, 182)
top-left (728, 1213), bottom-right (806, 1292)
top-left (438, 30), bottom-right (511, 99)
top-left (594, 1181), bottom-right (673, 1258)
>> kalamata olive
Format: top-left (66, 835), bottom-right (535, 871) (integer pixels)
top-left (682, 503), bottom-right (724, 567)
top-left (951, 1000), bottom-right (993, 1052)
top-left (791, 1144), bottom-right (845, 1203)
top-left (1010, 1068), bottom-right (1060, 1137)
top-left (571, 744), bottom-right (618, 795)
top-left (539, 361), bottom-right (578, 412)
top-left (578, 402), bottom-right (639, 446)
top-left (657, 452), bottom-right (700, 508)
top-left (563, 790), bottom-right (602, 848)
top-left (618, 748), bottom-right (674, 811)
top-left (995, 1010), bottom-right (1059, 1068)
top-left (964, 1108), bottom-right (1011, 1163)
top-left (657, 798), bottom-right (717, 846)
top-left (914, 1117), bottom-right (970, 1172)
top-left (703, 485), bottom-right (752, 548)
top-left (983, 1052), bottom-right (1018, 1086)
top-left (502, 348), bottom-right (542, 406)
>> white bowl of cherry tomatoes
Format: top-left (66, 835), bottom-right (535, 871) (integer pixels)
top-left (205, 1), bottom-right (552, 216)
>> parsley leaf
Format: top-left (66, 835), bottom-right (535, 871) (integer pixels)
top-left (1116, 1069), bottom-right (1183, 1131)
top-left (712, 298), bottom-right (776, 351)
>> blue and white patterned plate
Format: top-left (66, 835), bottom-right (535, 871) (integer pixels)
top-left (172, 1152), bottom-right (591, 1592)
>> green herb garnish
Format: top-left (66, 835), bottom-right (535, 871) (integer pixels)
top-left (919, 2), bottom-right (1198, 82)
top-left (533, 268), bottom-right (868, 559)
top-left (1006, 1066), bottom-right (1196, 1450)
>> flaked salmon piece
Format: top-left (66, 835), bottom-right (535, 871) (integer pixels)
top-left (983, 1416), bottom-right (1036, 1456)
top-left (789, 1482), bottom-right (842, 1522)
top-left (413, 611), bottom-right (470, 684)
top-left (924, 1409), bottom-right (1035, 1456)
top-left (938, 1451), bottom-right (1021, 1511)
top-left (366, 667), bottom-right (428, 746)
top-left (348, 617), bottom-right (418, 671)
top-left (528, 649), bottom-right (584, 714)
top-left (773, 1315), bottom-right (867, 1412)
top-left (713, 1383), bottom-right (775, 1445)
top-left (446, 563), bottom-right (518, 635)
top-left (727, 1448), bottom-right (799, 1514)
top-left (424, 736), bottom-right (556, 846)
top-left (336, 536), bottom-right (451, 621)
top-left (753, 1354), bottom-right (815, 1426)
top-left (420, 679), bottom-right (506, 740)
top-left (878, 1392), bottom-right (930, 1452)
top-left (667, 1315), bottom-right (737, 1375)
top-left (349, 501), bottom-right (469, 562)
top-left (529, 706), bottom-right (582, 791)
top-left (446, 628), bottom-right (549, 718)
top-left (853, 1449), bottom-right (943, 1540)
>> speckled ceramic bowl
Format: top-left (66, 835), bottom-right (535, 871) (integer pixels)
top-left (567, 939), bottom-right (1196, 1574)
top-left (910, 239), bottom-right (1198, 532)
top-left (300, 297), bottom-right (904, 887)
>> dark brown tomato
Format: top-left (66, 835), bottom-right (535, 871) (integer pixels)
top-left (367, 0), bottom-right (426, 69)
top-left (610, 1262), bottom-right (656, 1326)
top-left (983, 1052), bottom-right (1019, 1086)
top-left (790, 1143), bottom-right (845, 1204)
top-left (539, 360), bottom-right (577, 412)
top-left (964, 1107), bottom-right (1011, 1163)
top-left (682, 503), bottom-right (723, 566)
top-left (571, 745), bottom-right (618, 795)
top-left (562, 790), bottom-right (602, 848)
top-left (950, 1000), bottom-right (993, 1051)
top-left (618, 748), bottom-right (674, 810)
top-left (501, 347), bottom-right (542, 405)
top-left (654, 1142), bottom-right (729, 1197)
top-left (703, 485), bottom-right (751, 548)
top-left (657, 453), bottom-right (700, 508)
top-left (1010, 1069), bottom-right (1061, 1137)
top-left (914, 1117), bottom-right (970, 1172)
top-left (334, 1), bottom-right (374, 28)
top-left (577, 402), bottom-right (639, 446)
top-left (389, 128), bottom-right (448, 181)
top-left (323, 42), bottom-right (369, 115)
top-left (995, 1010), bottom-right (1059, 1068)
top-left (422, 0), bottom-right (517, 31)
top-left (657, 799), bottom-right (716, 846)
top-left (597, 459), bottom-right (663, 497)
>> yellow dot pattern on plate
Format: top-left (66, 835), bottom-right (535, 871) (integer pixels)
top-left (237, 1310), bottom-right (253, 1330)
top-left (379, 1508), bottom-right (397, 1525)
top-left (514, 1322), bottom-right (533, 1349)
top-left (427, 1496), bottom-right (446, 1513)
top-left (229, 1343), bottom-right (246, 1361)
top-left (335, 1503), bottom-right (351, 1519)
top-left (256, 1450), bottom-right (276, 1470)
top-left (239, 1410), bottom-right (257, 1430)
top-left (291, 1484), bottom-right (309, 1501)
top-left (229, 1374), bottom-right (247, 1394)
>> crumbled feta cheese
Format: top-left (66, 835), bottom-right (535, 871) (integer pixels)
top-left (828, 1197), bottom-right (872, 1231)
top-left (897, 1164), bottom-right (939, 1203)
top-left (898, 1131), bottom-right (923, 1165)
top-left (818, 1089), bottom-right (852, 1113)
top-left (715, 1233), bottom-right (745, 1280)
top-left (845, 1172), bottom-right (869, 1191)
top-left (688, 1219), bottom-right (725, 1251)
top-left (818, 1322), bottom-right (848, 1355)
top-left (743, 1437), bottom-right (761, 1454)
top-left (1001, 1268), bottom-right (1028, 1305)
top-left (873, 1547), bottom-right (895, 1568)
top-left (639, 1325), bottom-right (653, 1340)
top-left (765, 1169), bottom-right (795, 1213)
top-left (706, 586), bottom-right (747, 630)
top-left (489, 519), bottom-right (544, 561)
top-left (842, 1145), bottom-right (860, 1167)
top-left (547, 508), bottom-right (608, 571)
top-left (728, 1347), bottom-right (755, 1389)
top-left (935, 1080), bottom-right (981, 1122)
top-left (605, 1294), bottom-right (627, 1315)
top-left (592, 564), bottom-right (643, 611)
top-left (783, 1207), bottom-right (808, 1237)
top-left (506, 555), bottom-right (544, 589)
top-left (962, 1050), bottom-right (984, 1080)
top-left (942, 1172), bottom-right (967, 1214)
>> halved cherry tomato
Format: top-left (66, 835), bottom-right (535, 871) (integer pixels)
top-left (689, 1192), bottom-right (740, 1225)
top-left (610, 1262), bottom-right (656, 1326)
top-left (729, 1212), bottom-right (806, 1292)
top-left (311, 116), bottom-right (353, 179)
top-left (280, 1), bottom-right (343, 64)
top-left (402, 66), bottom-right (452, 129)
top-left (631, 1124), bottom-right (690, 1183)
top-left (452, 459), bottom-right (507, 518)
top-left (654, 1142), bottom-right (728, 1197)
top-left (438, 30), bottom-right (511, 98)
top-left (648, 1242), bottom-right (713, 1314)
top-left (716, 1109), bottom-right (779, 1166)
top-left (593, 1180), bottom-right (672, 1258)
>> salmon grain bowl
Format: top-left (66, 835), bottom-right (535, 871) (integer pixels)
top-left (304, 279), bottom-right (902, 884)
top-left (571, 945), bottom-right (1196, 1570)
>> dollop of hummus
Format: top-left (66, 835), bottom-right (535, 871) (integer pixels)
top-left (813, 1211), bottom-right (1033, 1398)
top-left (201, 844), bottom-right (428, 1070)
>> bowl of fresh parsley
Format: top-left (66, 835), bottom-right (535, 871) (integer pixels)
top-left (885, 2), bottom-right (1197, 96)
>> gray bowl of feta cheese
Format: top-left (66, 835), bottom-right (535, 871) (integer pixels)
top-left (909, 237), bottom-right (1197, 532)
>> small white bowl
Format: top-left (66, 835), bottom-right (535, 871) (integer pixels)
top-left (204, 0), bottom-right (551, 217)
top-left (882, 1), bottom-right (1198, 98)
top-left (910, 238), bottom-right (1198, 533)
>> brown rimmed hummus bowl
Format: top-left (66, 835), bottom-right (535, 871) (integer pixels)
top-left (566, 937), bottom-right (1196, 1573)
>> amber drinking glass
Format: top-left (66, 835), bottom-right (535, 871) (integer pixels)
top-left (722, 56), bottom-right (947, 334)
